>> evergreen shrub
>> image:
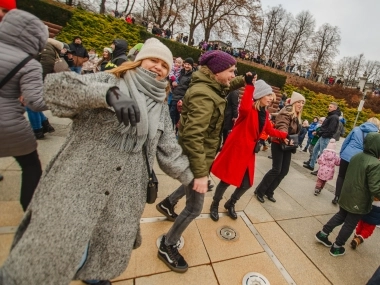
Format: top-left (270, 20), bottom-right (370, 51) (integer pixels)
top-left (18, 0), bottom-right (73, 26)
top-left (283, 84), bottom-right (380, 135)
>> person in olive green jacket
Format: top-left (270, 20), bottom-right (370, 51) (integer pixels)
top-left (315, 132), bottom-right (380, 256)
top-left (157, 50), bottom-right (250, 273)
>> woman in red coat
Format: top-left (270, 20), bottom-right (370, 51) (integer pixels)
top-left (210, 79), bottom-right (288, 221)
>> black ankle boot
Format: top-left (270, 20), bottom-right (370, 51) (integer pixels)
top-left (224, 198), bottom-right (237, 220)
top-left (210, 200), bottom-right (219, 221)
top-left (42, 119), bottom-right (55, 133)
top-left (33, 128), bottom-right (44, 139)
top-left (332, 196), bottom-right (339, 205)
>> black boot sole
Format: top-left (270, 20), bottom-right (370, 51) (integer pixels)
top-left (157, 252), bottom-right (188, 273)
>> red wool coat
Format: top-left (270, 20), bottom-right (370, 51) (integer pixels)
top-left (211, 85), bottom-right (287, 187)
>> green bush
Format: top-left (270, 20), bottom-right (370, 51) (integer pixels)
top-left (140, 31), bottom-right (202, 61)
top-left (18, 0), bottom-right (73, 26)
top-left (237, 62), bottom-right (287, 88)
top-left (283, 84), bottom-right (380, 135)
top-left (56, 9), bottom-right (142, 54)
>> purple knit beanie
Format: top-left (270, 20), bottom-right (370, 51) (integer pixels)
top-left (199, 50), bottom-right (236, 74)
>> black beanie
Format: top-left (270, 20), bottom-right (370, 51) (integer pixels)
top-left (184, 57), bottom-right (194, 66)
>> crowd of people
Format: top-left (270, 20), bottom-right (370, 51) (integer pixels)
top-left (1, 2), bottom-right (380, 285)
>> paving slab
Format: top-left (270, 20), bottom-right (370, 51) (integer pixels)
top-left (0, 157), bottom-right (16, 171)
top-left (0, 201), bottom-right (23, 227)
top-left (243, 196), bottom-right (275, 224)
top-left (0, 170), bottom-right (21, 202)
top-left (196, 216), bottom-right (263, 262)
top-left (278, 216), bottom-right (380, 285)
top-left (255, 221), bottom-right (330, 285)
top-left (114, 220), bottom-right (209, 281)
top-left (212, 252), bottom-right (288, 285)
top-left (135, 265), bottom-right (217, 285)
top-left (0, 234), bottom-right (13, 267)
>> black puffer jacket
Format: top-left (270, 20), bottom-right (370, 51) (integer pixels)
top-left (112, 39), bottom-right (128, 66)
top-left (318, 108), bottom-right (341, 138)
top-left (171, 68), bottom-right (193, 101)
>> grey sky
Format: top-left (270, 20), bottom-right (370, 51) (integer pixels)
top-left (261, 0), bottom-right (380, 61)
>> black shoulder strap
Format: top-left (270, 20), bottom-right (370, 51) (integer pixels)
top-left (0, 56), bottom-right (33, 89)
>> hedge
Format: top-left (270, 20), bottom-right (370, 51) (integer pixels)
top-left (237, 61), bottom-right (287, 88)
top-left (17, 0), bottom-right (73, 26)
top-left (283, 84), bottom-right (380, 135)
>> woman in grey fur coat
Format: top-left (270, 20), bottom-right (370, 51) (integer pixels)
top-left (0, 38), bottom-right (193, 285)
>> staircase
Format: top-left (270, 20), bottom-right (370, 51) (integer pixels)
top-left (268, 86), bottom-right (282, 114)
top-left (42, 21), bottom-right (63, 38)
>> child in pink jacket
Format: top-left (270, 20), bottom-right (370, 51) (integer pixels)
top-left (314, 138), bottom-right (340, 196)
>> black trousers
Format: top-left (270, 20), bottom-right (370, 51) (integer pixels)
top-left (13, 150), bottom-right (42, 211)
top-left (255, 142), bottom-right (292, 197)
top-left (334, 159), bottom-right (349, 197)
top-left (213, 169), bottom-right (251, 202)
top-left (323, 207), bottom-right (363, 246)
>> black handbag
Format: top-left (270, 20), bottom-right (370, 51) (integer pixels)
top-left (144, 145), bottom-right (158, 204)
top-left (281, 134), bottom-right (299, 151)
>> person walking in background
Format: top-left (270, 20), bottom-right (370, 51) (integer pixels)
top-left (170, 58), bottom-right (194, 134)
top-left (315, 132), bottom-right (380, 257)
top-left (157, 50), bottom-right (247, 273)
top-left (304, 117), bottom-right (325, 166)
top-left (110, 38), bottom-right (128, 66)
top-left (304, 102), bottom-right (341, 172)
top-left (313, 139), bottom-right (340, 196)
top-left (298, 119), bottom-right (309, 150)
top-left (68, 36), bottom-right (89, 74)
top-left (332, 117), bottom-right (380, 204)
top-left (0, 9), bottom-right (48, 211)
top-left (350, 197), bottom-right (380, 249)
top-left (0, 38), bottom-right (194, 285)
top-left (96, 47), bottom-right (113, 71)
top-left (81, 48), bottom-right (99, 74)
top-left (210, 79), bottom-right (288, 221)
top-left (254, 92), bottom-right (305, 203)
top-left (303, 116), bottom-right (318, 152)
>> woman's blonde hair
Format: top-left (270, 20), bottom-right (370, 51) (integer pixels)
top-left (367, 117), bottom-right (380, 129)
top-left (253, 92), bottom-right (276, 111)
top-left (290, 102), bottom-right (303, 122)
top-left (107, 60), bottom-right (142, 78)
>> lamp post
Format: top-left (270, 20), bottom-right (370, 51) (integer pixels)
top-left (115, 0), bottom-right (118, 12)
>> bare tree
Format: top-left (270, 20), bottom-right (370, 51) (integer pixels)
top-left (122, 0), bottom-right (136, 14)
top-left (198, 0), bottom-right (257, 42)
top-left (309, 23), bottom-right (341, 77)
top-left (286, 11), bottom-right (315, 63)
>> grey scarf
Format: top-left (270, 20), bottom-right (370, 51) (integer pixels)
top-left (107, 67), bottom-right (167, 152)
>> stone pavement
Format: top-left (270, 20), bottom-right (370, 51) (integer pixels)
top-left (1, 112), bottom-right (379, 285)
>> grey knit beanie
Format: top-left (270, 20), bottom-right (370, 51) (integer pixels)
top-left (254, 80), bottom-right (273, 100)
top-left (134, 38), bottom-right (173, 71)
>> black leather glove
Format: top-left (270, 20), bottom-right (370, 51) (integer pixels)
top-left (244, 73), bottom-right (254, 85)
top-left (106, 87), bottom-right (140, 127)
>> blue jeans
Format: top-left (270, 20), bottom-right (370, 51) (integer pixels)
top-left (309, 137), bottom-right (330, 168)
top-left (165, 183), bottom-right (204, 245)
top-left (70, 66), bottom-right (82, 74)
top-left (304, 137), bottom-right (312, 150)
top-left (367, 266), bottom-right (380, 285)
top-left (25, 107), bottom-right (47, 130)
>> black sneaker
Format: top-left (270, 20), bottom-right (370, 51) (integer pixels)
top-left (329, 243), bottom-right (346, 256)
top-left (310, 170), bottom-right (318, 176)
top-left (315, 231), bottom-right (332, 247)
top-left (303, 164), bottom-right (314, 171)
top-left (332, 196), bottom-right (339, 205)
top-left (158, 235), bottom-right (188, 273)
top-left (314, 189), bottom-right (321, 196)
top-left (156, 197), bottom-right (178, 221)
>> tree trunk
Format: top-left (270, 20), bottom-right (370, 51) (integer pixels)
top-left (99, 0), bottom-right (106, 14)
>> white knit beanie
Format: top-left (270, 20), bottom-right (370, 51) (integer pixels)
top-left (254, 80), bottom-right (273, 100)
top-left (134, 38), bottom-right (173, 71)
top-left (290, 91), bottom-right (306, 105)
top-left (325, 138), bottom-right (337, 151)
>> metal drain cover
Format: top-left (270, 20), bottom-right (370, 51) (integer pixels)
top-left (242, 272), bottom-right (270, 285)
top-left (156, 234), bottom-right (185, 250)
top-left (217, 226), bottom-right (239, 241)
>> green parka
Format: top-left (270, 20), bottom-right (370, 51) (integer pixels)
top-left (339, 132), bottom-right (380, 214)
top-left (178, 66), bottom-right (245, 178)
